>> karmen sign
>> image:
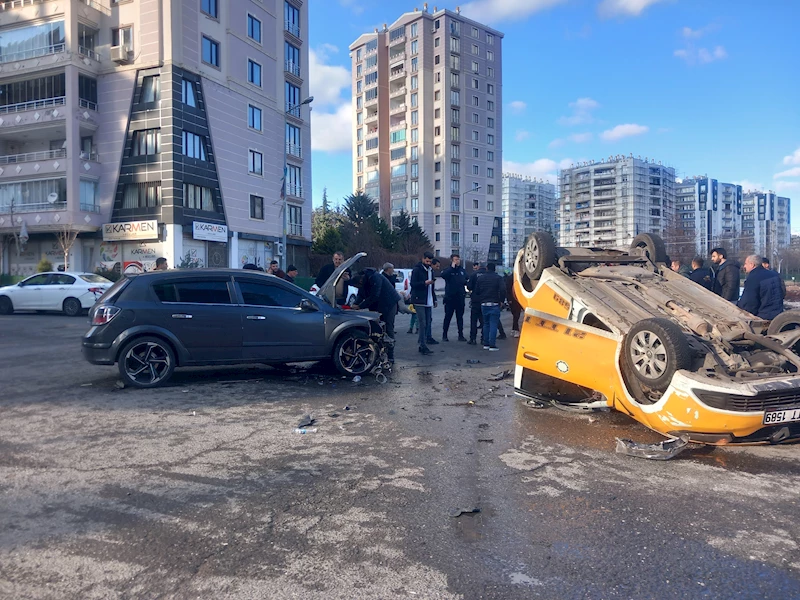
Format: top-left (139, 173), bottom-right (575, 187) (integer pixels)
top-left (193, 221), bottom-right (228, 242)
top-left (102, 220), bottom-right (159, 241)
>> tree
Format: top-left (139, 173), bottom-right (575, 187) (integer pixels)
top-left (313, 226), bottom-right (344, 256)
top-left (392, 210), bottom-right (431, 255)
top-left (342, 192), bottom-right (376, 229)
top-left (369, 213), bottom-right (396, 251)
top-left (322, 187), bottom-right (330, 214)
top-left (54, 224), bottom-right (79, 271)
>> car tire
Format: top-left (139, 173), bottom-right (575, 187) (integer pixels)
top-left (0, 296), bottom-right (14, 315)
top-left (522, 231), bottom-right (557, 281)
top-left (767, 311), bottom-right (800, 335)
top-left (622, 318), bottom-right (692, 402)
top-left (118, 336), bottom-right (176, 389)
top-left (332, 329), bottom-right (378, 377)
top-left (630, 233), bottom-right (667, 264)
top-left (62, 297), bottom-right (82, 317)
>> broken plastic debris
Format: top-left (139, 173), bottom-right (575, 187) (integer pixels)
top-left (80, 383), bottom-right (93, 387)
top-left (352, 375), bottom-right (362, 383)
top-left (525, 398), bottom-right (548, 409)
top-left (615, 435), bottom-right (691, 461)
top-left (449, 507), bottom-right (481, 518)
top-left (375, 372), bottom-right (388, 384)
top-left (466, 359), bottom-right (481, 365)
top-left (344, 405), bottom-right (356, 411)
top-left (294, 428), bottom-right (318, 434)
top-left (114, 380), bottom-right (125, 389)
top-left (298, 414), bottom-right (315, 428)
top-left (488, 369), bottom-right (513, 381)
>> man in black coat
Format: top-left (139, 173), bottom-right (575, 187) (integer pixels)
top-left (710, 247), bottom-right (740, 302)
top-left (440, 253), bottom-right (468, 341)
top-left (409, 251), bottom-right (437, 355)
top-left (688, 257), bottom-right (714, 291)
top-left (471, 263), bottom-right (506, 351)
top-left (315, 251), bottom-right (350, 305)
top-left (352, 268), bottom-right (398, 362)
top-left (737, 255), bottom-right (785, 320)
top-left (467, 264), bottom-right (506, 345)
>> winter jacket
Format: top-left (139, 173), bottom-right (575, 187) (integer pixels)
top-left (714, 260), bottom-right (741, 302)
top-left (471, 271), bottom-right (506, 305)
top-left (409, 261), bottom-right (437, 306)
top-left (354, 269), bottom-right (399, 316)
top-left (737, 266), bottom-right (785, 320)
top-left (689, 267), bottom-right (714, 291)
top-left (441, 265), bottom-right (468, 299)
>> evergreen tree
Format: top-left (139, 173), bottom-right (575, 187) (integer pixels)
top-left (322, 187), bottom-right (330, 214)
top-left (342, 192), bottom-right (377, 229)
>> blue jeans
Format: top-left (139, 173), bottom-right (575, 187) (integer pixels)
top-left (417, 305), bottom-right (433, 349)
top-left (481, 304), bottom-right (501, 347)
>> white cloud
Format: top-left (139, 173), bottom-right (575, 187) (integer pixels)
top-left (558, 97), bottom-right (600, 126)
top-left (598, 0), bottom-right (668, 18)
top-left (675, 44), bottom-right (727, 65)
top-left (775, 181), bottom-right (800, 193)
top-left (309, 47), bottom-right (351, 108)
top-left (503, 158), bottom-right (577, 183)
top-left (311, 103), bottom-right (352, 153)
top-left (783, 148), bottom-right (800, 166)
top-left (509, 100), bottom-right (527, 114)
top-left (570, 132), bottom-right (593, 143)
top-left (600, 123), bottom-right (649, 141)
top-left (681, 24), bottom-right (718, 39)
top-left (549, 138), bottom-right (565, 148)
top-left (338, 0), bottom-right (365, 15)
top-left (515, 130), bottom-right (531, 142)
top-left (775, 167), bottom-right (800, 179)
top-left (461, 0), bottom-right (569, 24)
top-left (734, 180), bottom-right (765, 193)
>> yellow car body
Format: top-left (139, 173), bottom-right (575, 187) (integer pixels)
top-left (512, 243), bottom-right (800, 445)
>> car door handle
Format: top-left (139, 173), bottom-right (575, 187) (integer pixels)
top-left (172, 313), bottom-right (193, 319)
top-left (246, 315), bottom-right (266, 320)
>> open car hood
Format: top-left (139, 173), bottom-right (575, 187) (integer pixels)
top-left (318, 252), bottom-right (366, 307)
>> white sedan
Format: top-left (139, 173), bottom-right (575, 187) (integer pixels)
top-left (0, 272), bottom-right (113, 316)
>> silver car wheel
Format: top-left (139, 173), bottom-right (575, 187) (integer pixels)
top-left (338, 336), bottom-right (377, 375)
top-left (123, 341), bottom-right (172, 386)
top-left (629, 330), bottom-right (668, 380)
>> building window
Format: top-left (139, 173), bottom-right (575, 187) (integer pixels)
top-left (450, 72), bottom-right (460, 87)
top-left (473, 233), bottom-right (479, 243)
top-left (450, 126), bottom-right (460, 141)
top-left (487, 184), bottom-right (494, 194)
top-left (487, 117), bottom-right (494, 128)
top-left (411, 40), bottom-right (418, 55)
top-left (451, 198), bottom-right (461, 211)
top-left (473, 148), bottom-right (479, 158)
top-left (472, 130), bottom-right (479, 142)
top-left (451, 144), bottom-right (460, 159)
top-left (201, 0), bottom-right (218, 18)
top-left (123, 182), bottom-right (161, 208)
top-left (285, 82), bottom-right (301, 115)
top-left (487, 67), bottom-right (494, 78)
top-left (248, 59), bottom-right (262, 86)
top-left (248, 150), bottom-right (263, 175)
top-left (487, 168), bottom-right (494, 178)
top-left (357, 176), bottom-right (363, 189)
top-left (285, 1), bottom-right (301, 37)
top-left (435, 36), bottom-right (440, 47)
top-left (411, 128), bottom-right (419, 143)
top-left (435, 233), bottom-right (441, 242)
top-left (411, 163), bottom-right (419, 178)
top-left (473, 216), bottom-right (479, 226)
top-left (411, 23), bottom-right (418, 37)
top-left (182, 131), bottom-right (207, 160)
top-left (472, 112), bottom-right (479, 123)
top-left (435, 161), bottom-right (441, 172)
top-left (451, 162), bottom-right (460, 177)
top-left (435, 215), bottom-right (441, 225)
top-left (487, 134), bottom-right (494, 145)
top-left (487, 50), bottom-right (494, 60)
top-left (248, 14), bottom-right (262, 43)
top-left (472, 165), bottom-right (479, 175)
top-left (411, 197), bottom-right (419, 212)
top-left (411, 110), bottom-right (419, 125)
top-left (487, 83), bottom-right (494, 94)
top-left (435, 197), bottom-right (442, 207)
top-left (487, 100), bottom-right (494, 111)
top-left (411, 146), bottom-right (419, 160)
top-left (131, 128), bottom-right (160, 156)
top-left (487, 200), bottom-right (494, 211)
top-left (451, 232), bottom-right (460, 246)
top-left (285, 42), bottom-right (300, 76)
top-left (487, 151), bottom-right (494, 161)
top-left (184, 183), bottom-right (214, 211)
top-left (472, 61), bottom-right (479, 73)
top-left (202, 36), bottom-right (219, 67)
top-left (250, 194), bottom-right (264, 219)
top-left (357, 160), bottom-right (363, 173)
top-left (80, 179), bottom-right (99, 212)
top-left (473, 199), bottom-right (479, 209)
top-left (435, 55), bottom-right (440, 65)
top-left (411, 75), bottom-right (419, 90)
top-left (451, 179), bottom-right (460, 194)
top-left (487, 34), bottom-right (494, 45)
top-left (410, 181), bottom-right (419, 195)
top-left (435, 144), bottom-right (441, 155)
top-left (288, 205), bottom-right (303, 236)
top-left (181, 78), bottom-right (196, 106)
top-left (287, 164), bottom-right (302, 197)
top-left (112, 26), bottom-right (133, 50)
top-left (141, 75), bottom-right (159, 103)
top-left (435, 179), bottom-right (441, 190)
top-left (451, 215), bottom-right (460, 229)
top-left (248, 105), bottom-right (262, 131)
top-left (435, 90), bottom-right (441, 101)
top-left (435, 126), bottom-right (441, 136)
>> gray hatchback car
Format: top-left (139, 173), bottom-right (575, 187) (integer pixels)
top-left (82, 254), bottom-right (388, 388)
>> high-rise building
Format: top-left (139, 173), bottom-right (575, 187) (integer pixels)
top-left (742, 191), bottom-right (791, 260)
top-left (349, 6), bottom-right (503, 263)
top-left (559, 156), bottom-right (676, 247)
top-left (673, 177), bottom-right (742, 258)
top-left (501, 174), bottom-right (556, 266)
top-left (0, 0), bottom-right (311, 277)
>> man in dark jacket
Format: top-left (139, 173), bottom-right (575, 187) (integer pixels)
top-left (688, 257), bottom-right (714, 291)
top-left (409, 251), bottom-right (437, 355)
top-left (762, 257), bottom-right (787, 298)
top-left (737, 255), bottom-right (785, 320)
top-left (471, 263), bottom-right (506, 351)
top-left (440, 253), bottom-right (468, 342)
top-left (352, 268), bottom-right (398, 362)
top-left (505, 273), bottom-right (523, 336)
top-left (284, 265), bottom-right (298, 284)
top-left (711, 247), bottom-right (740, 302)
top-left (467, 264), bottom-right (506, 344)
top-left (314, 251), bottom-right (350, 305)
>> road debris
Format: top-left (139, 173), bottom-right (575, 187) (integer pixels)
top-left (114, 380), bottom-right (125, 390)
top-left (615, 435), bottom-right (691, 461)
top-left (478, 439), bottom-right (494, 443)
top-left (297, 414), bottom-right (316, 428)
top-left (488, 369), bottom-right (513, 381)
top-left (466, 359), bottom-right (481, 365)
top-left (294, 428), bottom-right (318, 434)
top-left (352, 375), bottom-right (362, 383)
top-left (80, 383), bottom-right (93, 387)
top-left (449, 507), bottom-right (481, 518)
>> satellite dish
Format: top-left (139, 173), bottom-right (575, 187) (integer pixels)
top-left (47, 192), bottom-right (59, 204)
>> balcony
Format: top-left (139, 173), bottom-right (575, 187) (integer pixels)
top-left (0, 43), bottom-right (65, 64)
top-left (0, 96), bottom-right (65, 116)
top-left (390, 121), bottom-right (406, 132)
top-left (389, 103), bottom-right (406, 115)
top-left (390, 86), bottom-right (406, 98)
top-left (79, 98), bottom-right (97, 111)
top-left (285, 142), bottom-right (302, 159)
top-left (388, 52), bottom-right (406, 64)
top-left (365, 113), bottom-right (378, 125)
top-left (285, 20), bottom-right (301, 39)
top-left (285, 184), bottom-right (303, 199)
top-left (0, 148), bottom-right (65, 165)
top-left (365, 96), bottom-right (378, 108)
top-left (79, 46), bottom-right (100, 61)
top-left (389, 67), bottom-right (406, 81)
top-left (284, 60), bottom-right (300, 78)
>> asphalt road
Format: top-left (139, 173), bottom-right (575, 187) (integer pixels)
top-left (0, 308), bottom-right (799, 599)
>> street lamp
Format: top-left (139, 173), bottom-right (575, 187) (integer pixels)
top-left (282, 96), bottom-right (313, 270)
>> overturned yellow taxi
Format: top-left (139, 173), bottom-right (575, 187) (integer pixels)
top-left (513, 232), bottom-right (800, 445)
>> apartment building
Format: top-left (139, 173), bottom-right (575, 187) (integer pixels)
top-left (0, 0), bottom-right (311, 277)
top-left (349, 5), bottom-right (503, 263)
top-left (559, 156), bottom-right (676, 248)
top-left (501, 173), bottom-right (556, 266)
top-left (674, 177), bottom-right (742, 257)
top-left (742, 191), bottom-right (791, 261)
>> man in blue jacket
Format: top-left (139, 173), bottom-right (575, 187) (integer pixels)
top-left (440, 253), bottom-right (468, 342)
top-left (409, 251), bottom-right (437, 355)
top-left (351, 268), bottom-right (398, 362)
top-left (737, 255), bottom-right (785, 320)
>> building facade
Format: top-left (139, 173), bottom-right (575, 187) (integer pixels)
top-left (0, 0), bottom-right (311, 277)
top-left (501, 173), bottom-right (556, 266)
top-left (742, 191), bottom-right (791, 261)
top-left (559, 156), bottom-right (676, 248)
top-left (349, 6), bottom-right (503, 263)
top-left (674, 177), bottom-right (742, 258)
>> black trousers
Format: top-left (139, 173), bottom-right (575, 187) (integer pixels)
top-left (381, 306), bottom-right (396, 360)
top-left (470, 303), bottom-right (505, 341)
top-left (442, 296), bottom-right (465, 337)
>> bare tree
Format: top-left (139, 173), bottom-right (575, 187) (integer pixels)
top-left (661, 213), bottom-right (696, 264)
top-left (54, 224), bottom-right (79, 271)
top-left (461, 241), bottom-right (488, 266)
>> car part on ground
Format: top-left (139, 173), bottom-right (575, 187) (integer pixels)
top-left (615, 434), bottom-right (692, 460)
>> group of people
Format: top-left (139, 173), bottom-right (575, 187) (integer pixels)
top-left (242, 260), bottom-right (299, 283)
top-left (670, 247), bottom-right (785, 320)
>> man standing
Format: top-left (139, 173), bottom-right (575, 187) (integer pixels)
top-left (762, 257), bottom-right (787, 298)
top-left (154, 257), bottom-right (169, 271)
top-left (688, 257), bottom-right (714, 291)
top-left (440, 254), bottom-right (468, 342)
top-left (268, 260), bottom-right (288, 280)
top-left (410, 251), bottom-right (437, 355)
top-left (671, 260), bottom-right (690, 276)
top-left (472, 263), bottom-right (506, 351)
top-left (351, 268), bottom-right (398, 363)
top-left (284, 265), bottom-right (298, 283)
top-left (467, 263), bottom-right (486, 345)
top-left (737, 255), bottom-right (785, 320)
top-left (505, 272), bottom-right (523, 337)
top-left (710, 247), bottom-right (740, 302)
top-left (314, 250), bottom-right (350, 306)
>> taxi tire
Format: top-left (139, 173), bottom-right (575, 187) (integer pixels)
top-left (622, 318), bottom-right (692, 401)
top-left (630, 233), bottom-right (667, 265)
top-left (522, 231), bottom-right (557, 281)
top-left (767, 310), bottom-right (800, 335)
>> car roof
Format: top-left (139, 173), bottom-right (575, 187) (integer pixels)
top-left (34, 272), bottom-right (101, 277)
top-left (126, 269), bottom-right (286, 280)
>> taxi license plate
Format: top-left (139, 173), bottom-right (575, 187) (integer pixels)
top-left (763, 407), bottom-right (800, 425)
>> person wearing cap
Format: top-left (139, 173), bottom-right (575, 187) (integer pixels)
top-left (284, 265), bottom-right (298, 283)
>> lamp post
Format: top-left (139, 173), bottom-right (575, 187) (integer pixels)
top-left (282, 96), bottom-right (313, 271)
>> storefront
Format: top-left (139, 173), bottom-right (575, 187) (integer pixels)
top-left (187, 221), bottom-right (228, 269)
top-left (100, 219), bottom-right (161, 274)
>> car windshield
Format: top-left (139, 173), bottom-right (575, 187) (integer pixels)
top-left (80, 274), bottom-right (112, 284)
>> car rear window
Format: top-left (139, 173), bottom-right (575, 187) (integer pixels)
top-left (51, 274), bottom-right (76, 285)
top-left (153, 280), bottom-right (232, 304)
top-left (80, 274), bottom-right (112, 284)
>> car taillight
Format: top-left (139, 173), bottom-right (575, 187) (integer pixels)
top-left (92, 305), bottom-right (120, 326)
top-left (88, 287), bottom-right (105, 294)
top-left (404, 279), bottom-right (409, 290)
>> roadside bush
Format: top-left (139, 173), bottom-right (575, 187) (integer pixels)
top-left (36, 257), bottom-right (53, 273)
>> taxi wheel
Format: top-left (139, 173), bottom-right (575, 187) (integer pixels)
top-left (767, 311), bottom-right (800, 335)
top-left (522, 231), bottom-right (557, 281)
top-left (622, 318), bottom-right (692, 401)
top-left (630, 233), bottom-right (667, 264)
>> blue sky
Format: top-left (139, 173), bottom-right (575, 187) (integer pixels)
top-left (307, 0), bottom-right (800, 229)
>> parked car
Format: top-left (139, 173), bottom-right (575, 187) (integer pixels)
top-left (82, 253), bottom-right (390, 388)
top-left (0, 272), bottom-right (113, 316)
top-left (307, 283), bottom-right (359, 306)
top-left (393, 268), bottom-right (413, 299)
top-left (513, 231), bottom-right (800, 445)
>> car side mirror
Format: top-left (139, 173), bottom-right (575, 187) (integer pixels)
top-left (299, 298), bottom-right (318, 312)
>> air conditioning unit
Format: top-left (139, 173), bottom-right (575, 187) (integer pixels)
top-left (110, 45), bottom-right (131, 63)
top-left (275, 242), bottom-right (284, 257)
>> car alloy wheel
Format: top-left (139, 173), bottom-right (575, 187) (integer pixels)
top-left (119, 337), bottom-right (175, 388)
top-left (629, 330), bottom-right (668, 380)
top-left (334, 330), bottom-right (378, 376)
top-left (522, 231), bottom-right (556, 281)
top-left (63, 297), bottom-right (82, 317)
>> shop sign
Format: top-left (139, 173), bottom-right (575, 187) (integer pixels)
top-left (102, 220), bottom-right (159, 241)
top-left (192, 221), bottom-right (228, 242)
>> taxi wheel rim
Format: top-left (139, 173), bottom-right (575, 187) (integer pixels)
top-left (124, 342), bottom-right (171, 385)
top-left (630, 331), bottom-right (668, 380)
top-left (525, 239), bottom-right (540, 272)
